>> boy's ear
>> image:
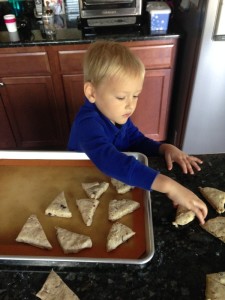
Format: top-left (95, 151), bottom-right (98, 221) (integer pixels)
top-left (84, 82), bottom-right (96, 103)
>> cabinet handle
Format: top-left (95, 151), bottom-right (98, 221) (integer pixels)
top-left (0, 82), bottom-right (4, 87)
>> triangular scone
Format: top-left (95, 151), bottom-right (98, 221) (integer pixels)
top-left (76, 198), bottom-right (99, 226)
top-left (111, 178), bottom-right (134, 194)
top-left (199, 186), bottom-right (225, 214)
top-left (172, 205), bottom-right (195, 227)
top-left (82, 182), bottom-right (109, 199)
top-left (36, 270), bottom-right (80, 300)
top-left (45, 191), bottom-right (72, 218)
top-left (201, 216), bottom-right (225, 243)
top-left (16, 214), bottom-right (52, 250)
top-left (56, 227), bottom-right (92, 254)
top-left (205, 272), bottom-right (225, 300)
top-left (107, 222), bottom-right (135, 252)
top-left (108, 199), bottom-right (140, 221)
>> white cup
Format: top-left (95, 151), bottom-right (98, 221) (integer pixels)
top-left (4, 14), bottom-right (17, 32)
top-left (9, 31), bottom-right (20, 42)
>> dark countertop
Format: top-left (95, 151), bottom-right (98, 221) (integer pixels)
top-left (0, 1), bottom-right (180, 47)
top-left (0, 153), bottom-right (225, 299)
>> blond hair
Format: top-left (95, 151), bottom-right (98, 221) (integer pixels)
top-left (83, 40), bottom-right (145, 86)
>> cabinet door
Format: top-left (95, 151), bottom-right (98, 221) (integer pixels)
top-left (0, 76), bottom-right (65, 149)
top-left (131, 69), bottom-right (171, 141)
top-left (0, 95), bottom-right (16, 149)
top-left (63, 71), bottom-right (171, 141)
top-left (62, 74), bottom-right (85, 125)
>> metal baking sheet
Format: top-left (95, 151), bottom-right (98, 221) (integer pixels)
top-left (0, 151), bottom-right (154, 266)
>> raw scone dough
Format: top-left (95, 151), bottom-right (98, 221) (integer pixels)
top-left (36, 270), bottom-right (80, 300)
top-left (16, 214), bottom-right (52, 250)
top-left (205, 272), bottom-right (225, 300)
top-left (172, 205), bottom-right (195, 227)
top-left (199, 186), bottom-right (225, 214)
top-left (107, 222), bottom-right (135, 252)
top-left (108, 199), bottom-right (140, 221)
top-left (201, 216), bottom-right (225, 243)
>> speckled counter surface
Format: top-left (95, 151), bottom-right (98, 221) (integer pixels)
top-left (0, 153), bottom-right (225, 300)
top-left (0, 20), bottom-right (180, 48)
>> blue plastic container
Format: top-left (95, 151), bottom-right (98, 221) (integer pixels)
top-left (146, 1), bottom-right (171, 32)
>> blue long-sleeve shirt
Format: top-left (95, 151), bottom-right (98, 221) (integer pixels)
top-left (68, 99), bottom-right (161, 191)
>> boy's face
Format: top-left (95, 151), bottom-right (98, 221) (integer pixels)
top-left (86, 74), bottom-right (144, 125)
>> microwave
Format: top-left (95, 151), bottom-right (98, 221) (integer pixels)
top-left (78, 0), bottom-right (143, 27)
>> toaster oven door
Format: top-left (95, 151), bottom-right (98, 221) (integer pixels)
top-left (84, 0), bottom-right (134, 4)
top-left (79, 0), bottom-right (142, 19)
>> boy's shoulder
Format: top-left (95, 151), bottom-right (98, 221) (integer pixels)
top-left (77, 100), bottom-right (121, 127)
top-left (76, 100), bottom-right (100, 121)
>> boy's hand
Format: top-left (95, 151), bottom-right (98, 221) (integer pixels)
top-left (166, 182), bottom-right (208, 225)
top-left (159, 143), bottom-right (203, 174)
top-left (152, 174), bottom-right (208, 225)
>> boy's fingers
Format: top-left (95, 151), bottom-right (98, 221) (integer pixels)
top-left (193, 202), bottom-right (208, 224)
top-left (165, 153), bottom-right (173, 170)
top-left (194, 209), bottom-right (205, 225)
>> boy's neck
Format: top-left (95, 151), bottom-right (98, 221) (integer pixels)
top-left (115, 123), bottom-right (122, 129)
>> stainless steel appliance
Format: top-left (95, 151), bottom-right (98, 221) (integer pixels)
top-left (78, 0), bottom-right (143, 28)
top-left (170, 0), bottom-right (225, 154)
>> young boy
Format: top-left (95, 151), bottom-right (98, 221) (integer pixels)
top-left (68, 40), bottom-right (207, 225)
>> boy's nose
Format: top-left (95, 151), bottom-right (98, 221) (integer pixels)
top-left (125, 97), bottom-right (134, 109)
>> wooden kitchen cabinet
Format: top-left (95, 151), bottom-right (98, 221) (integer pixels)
top-left (131, 68), bottom-right (171, 140)
top-left (57, 46), bottom-right (87, 124)
top-left (0, 94), bottom-right (16, 149)
top-left (62, 74), bottom-right (85, 124)
top-left (0, 38), bottom-right (177, 150)
top-left (0, 76), bottom-right (65, 149)
top-left (0, 47), bottom-right (68, 149)
top-left (128, 40), bottom-right (177, 140)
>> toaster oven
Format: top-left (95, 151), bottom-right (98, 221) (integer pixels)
top-left (78, 0), bottom-right (143, 28)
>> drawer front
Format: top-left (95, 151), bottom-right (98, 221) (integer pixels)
top-left (58, 45), bottom-right (175, 74)
top-left (0, 52), bottom-right (51, 76)
top-left (59, 50), bottom-right (87, 73)
top-left (130, 44), bottom-right (175, 69)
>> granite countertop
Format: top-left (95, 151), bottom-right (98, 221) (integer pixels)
top-left (0, 153), bottom-right (225, 299)
top-left (0, 1), bottom-right (180, 47)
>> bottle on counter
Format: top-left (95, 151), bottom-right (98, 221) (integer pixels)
top-left (8, 0), bottom-right (24, 17)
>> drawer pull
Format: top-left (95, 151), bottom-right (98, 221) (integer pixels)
top-left (0, 82), bottom-right (4, 87)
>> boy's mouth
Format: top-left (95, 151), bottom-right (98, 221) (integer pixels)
top-left (123, 113), bottom-right (131, 118)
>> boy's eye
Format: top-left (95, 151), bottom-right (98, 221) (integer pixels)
top-left (116, 95), bottom-right (139, 100)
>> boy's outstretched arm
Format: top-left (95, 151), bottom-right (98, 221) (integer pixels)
top-left (151, 174), bottom-right (208, 225)
top-left (159, 143), bottom-right (203, 174)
